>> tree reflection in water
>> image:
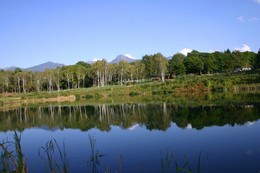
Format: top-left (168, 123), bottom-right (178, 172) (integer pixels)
top-left (0, 103), bottom-right (259, 132)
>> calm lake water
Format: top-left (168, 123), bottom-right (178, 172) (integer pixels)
top-left (0, 102), bottom-right (260, 173)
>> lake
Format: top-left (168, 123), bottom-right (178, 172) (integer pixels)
top-left (0, 102), bottom-right (260, 173)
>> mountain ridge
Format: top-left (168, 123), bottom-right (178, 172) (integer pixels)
top-left (26, 61), bottom-right (64, 72)
top-left (2, 61), bottom-right (64, 72)
top-left (1, 54), bottom-right (137, 71)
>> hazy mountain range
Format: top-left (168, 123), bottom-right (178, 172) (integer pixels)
top-left (2, 62), bottom-right (65, 72)
top-left (2, 55), bottom-right (137, 72)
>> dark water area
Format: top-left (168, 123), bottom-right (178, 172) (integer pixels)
top-left (0, 102), bottom-right (260, 173)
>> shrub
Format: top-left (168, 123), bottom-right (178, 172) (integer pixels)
top-left (129, 91), bottom-right (139, 96)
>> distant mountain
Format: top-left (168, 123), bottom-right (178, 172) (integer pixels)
top-left (1, 61), bottom-right (64, 72)
top-left (110, 55), bottom-right (136, 64)
top-left (86, 61), bottom-right (95, 64)
top-left (25, 61), bottom-right (64, 72)
top-left (3, 66), bottom-right (20, 71)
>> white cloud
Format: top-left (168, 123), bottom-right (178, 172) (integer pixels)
top-left (92, 58), bottom-right (102, 61)
top-left (186, 123), bottom-right (192, 129)
top-left (128, 124), bottom-right (139, 130)
top-left (235, 44), bottom-right (251, 52)
top-left (237, 16), bottom-right (259, 23)
top-left (237, 16), bottom-right (245, 22)
top-left (249, 17), bottom-right (259, 22)
top-left (179, 48), bottom-right (193, 56)
top-left (208, 49), bottom-right (221, 53)
top-left (247, 121), bottom-right (255, 126)
top-left (124, 54), bottom-right (136, 59)
top-left (254, 0), bottom-right (260, 4)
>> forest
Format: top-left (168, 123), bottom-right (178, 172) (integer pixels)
top-left (0, 49), bottom-right (260, 93)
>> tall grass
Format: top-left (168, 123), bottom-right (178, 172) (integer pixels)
top-left (0, 131), bottom-right (27, 173)
top-left (87, 134), bottom-right (105, 173)
top-left (160, 150), bottom-right (201, 173)
top-left (38, 139), bottom-right (69, 173)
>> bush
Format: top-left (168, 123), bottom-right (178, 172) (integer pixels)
top-left (84, 94), bottom-right (94, 99)
top-left (75, 94), bottom-right (81, 101)
top-left (129, 91), bottom-right (139, 96)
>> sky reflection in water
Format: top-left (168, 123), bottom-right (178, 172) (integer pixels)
top-left (0, 104), bottom-right (260, 173)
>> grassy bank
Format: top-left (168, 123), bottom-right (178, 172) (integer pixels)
top-left (1, 69), bottom-right (260, 107)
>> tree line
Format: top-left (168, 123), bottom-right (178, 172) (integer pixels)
top-left (1, 49), bottom-right (260, 93)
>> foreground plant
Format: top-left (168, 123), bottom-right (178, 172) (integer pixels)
top-left (160, 150), bottom-right (201, 173)
top-left (88, 134), bottom-right (106, 173)
top-left (38, 139), bottom-right (69, 173)
top-left (0, 131), bottom-right (27, 173)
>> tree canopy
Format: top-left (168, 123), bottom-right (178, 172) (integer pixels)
top-left (0, 49), bottom-right (258, 93)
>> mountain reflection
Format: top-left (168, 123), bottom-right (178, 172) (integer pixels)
top-left (0, 103), bottom-right (259, 132)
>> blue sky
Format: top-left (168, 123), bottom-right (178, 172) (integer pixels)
top-left (1, 0), bottom-right (260, 68)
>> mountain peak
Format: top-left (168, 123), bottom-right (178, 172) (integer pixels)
top-left (110, 54), bottom-right (136, 64)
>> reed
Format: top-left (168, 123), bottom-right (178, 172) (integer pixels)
top-left (87, 134), bottom-right (105, 173)
top-left (160, 150), bottom-right (201, 173)
top-left (0, 131), bottom-right (27, 173)
top-left (38, 139), bottom-right (69, 173)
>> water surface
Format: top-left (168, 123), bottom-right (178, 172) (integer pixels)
top-left (0, 103), bottom-right (260, 173)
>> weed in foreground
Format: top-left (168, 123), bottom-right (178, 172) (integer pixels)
top-left (160, 150), bottom-right (201, 173)
top-left (0, 131), bottom-right (27, 173)
top-left (38, 139), bottom-right (69, 173)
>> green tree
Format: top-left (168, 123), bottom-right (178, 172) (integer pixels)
top-left (34, 72), bottom-right (43, 92)
top-left (213, 51), bottom-right (225, 72)
top-left (76, 61), bottom-right (91, 69)
top-left (19, 70), bottom-right (29, 93)
top-left (132, 60), bottom-right (145, 83)
top-left (0, 70), bottom-right (4, 92)
top-left (26, 71), bottom-right (36, 92)
top-left (168, 53), bottom-right (186, 76)
top-left (223, 50), bottom-right (235, 73)
top-left (75, 62), bottom-right (92, 87)
top-left (1, 70), bottom-right (13, 92)
top-left (107, 63), bottom-right (117, 85)
top-left (74, 64), bottom-right (87, 88)
top-left (53, 67), bottom-right (62, 91)
top-left (142, 54), bottom-right (156, 79)
top-left (61, 65), bottom-right (75, 89)
top-left (200, 53), bottom-right (216, 74)
top-left (154, 53), bottom-right (168, 82)
top-left (255, 48), bottom-right (260, 68)
top-left (142, 53), bottom-right (168, 82)
top-left (242, 51), bottom-right (256, 68)
top-left (185, 51), bottom-right (204, 74)
top-left (90, 60), bottom-right (108, 87)
top-left (118, 61), bottom-right (130, 85)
